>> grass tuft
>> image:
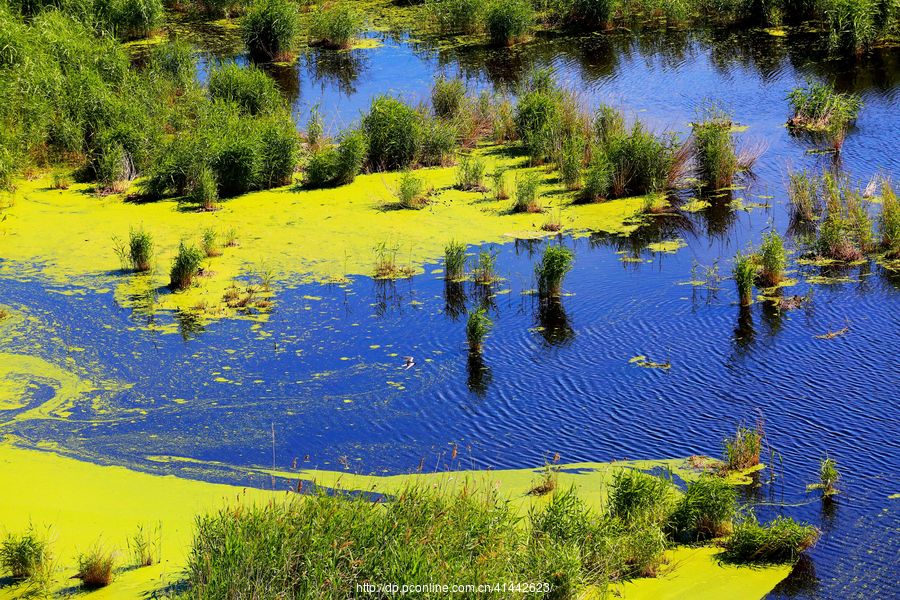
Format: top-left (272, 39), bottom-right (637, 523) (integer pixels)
top-left (787, 81), bottom-right (861, 149)
top-left (807, 456), bottom-right (840, 496)
top-left (536, 245), bottom-right (574, 298)
top-left (455, 154), bottom-right (487, 191)
top-left (513, 172), bottom-right (542, 213)
top-left (724, 424), bottom-right (763, 471)
top-left (395, 171), bottom-right (429, 209)
top-left (169, 242), bottom-right (204, 290)
top-left (309, 2), bottom-right (362, 49)
top-left (733, 250), bottom-right (756, 306)
top-left (757, 230), bottom-right (786, 287)
top-left (670, 475), bottom-right (737, 542)
top-left (76, 543), bottom-right (116, 589)
top-left (444, 240), bottom-right (467, 280)
top-left (466, 307), bottom-right (493, 352)
top-left (608, 469), bottom-right (676, 525)
top-left (1, 530), bottom-right (50, 580)
top-left (724, 514), bottom-right (819, 563)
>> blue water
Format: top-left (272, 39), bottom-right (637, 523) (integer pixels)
top-left (5, 26), bottom-right (900, 598)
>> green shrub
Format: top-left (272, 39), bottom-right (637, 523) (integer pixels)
top-left (878, 181), bottom-right (900, 257)
top-left (309, 2), bottom-right (362, 49)
top-left (419, 116), bottom-right (458, 167)
top-left (363, 96), bottom-right (422, 171)
top-left (724, 514), bottom-right (819, 563)
top-left (485, 0), bottom-right (533, 46)
top-left (567, 0), bottom-right (614, 28)
top-left (242, 0), bottom-right (299, 61)
top-left (444, 240), bottom-right (467, 280)
top-left (257, 117), bottom-right (299, 187)
top-left (304, 145), bottom-right (340, 188)
top-left (692, 107), bottom-right (737, 189)
top-left (208, 63), bottom-right (282, 116)
top-left (724, 425), bottom-right (763, 470)
top-left (536, 245), bottom-right (574, 298)
top-left (608, 469), bottom-right (676, 525)
top-left (757, 229), bottom-right (786, 286)
top-left (169, 242), bottom-right (204, 290)
top-left (513, 172), bottom-right (542, 213)
top-left (395, 171), bottom-right (428, 209)
top-left (670, 475), bottom-right (737, 541)
top-left (1, 531), bottom-right (50, 580)
top-left (456, 154), bottom-right (486, 191)
top-left (429, 0), bottom-right (486, 34)
top-left (188, 164), bottom-right (219, 209)
top-left (515, 90), bottom-right (561, 164)
top-left (733, 250), bottom-right (756, 306)
top-left (466, 307), bottom-right (492, 351)
top-left (432, 76), bottom-right (466, 119)
top-left (150, 40), bottom-right (195, 89)
top-left (581, 153), bottom-right (612, 202)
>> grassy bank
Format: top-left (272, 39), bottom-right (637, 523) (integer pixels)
top-left (0, 441), bottom-right (796, 599)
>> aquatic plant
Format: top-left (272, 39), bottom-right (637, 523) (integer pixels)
top-left (128, 524), bottom-right (159, 567)
top-left (395, 171), bottom-right (428, 209)
top-left (724, 424), bottom-right (763, 470)
top-left (444, 240), bottom-right (467, 280)
top-left (692, 106), bottom-right (738, 189)
top-left (201, 228), bottom-right (221, 258)
top-left (169, 242), bottom-right (204, 290)
top-left (787, 81), bottom-right (861, 148)
top-left (150, 40), bottom-right (195, 89)
top-left (878, 181), bottom-right (900, 257)
top-left (455, 154), bottom-right (487, 191)
top-left (527, 463), bottom-right (561, 496)
top-left (580, 153), bottom-right (612, 202)
top-left (186, 485), bottom-right (593, 598)
top-left (242, 0), bottom-right (299, 62)
top-left (76, 543), bottom-right (116, 589)
top-left (429, 0), bottom-right (486, 35)
top-left (485, 0), bottom-right (533, 46)
top-left (128, 228), bottom-right (154, 272)
top-left (669, 475), bottom-right (737, 542)
top-left (513, 172), bottom-right (542, 213)
top-left (601, 121), bottom-right (686, 197)
top-left (536, 245), bottom-right (574, 298)
top-left (189, 164), bottom-right (219, 210)
top-left (554, 133), bottom-right (586, 190)
top-left (373, 241), bottom-right (413, 278)
top-left (807, 456), bottom-right (840, 496)
top-left (208, 64), bottom-right (282, 116)
top-left (541, 209), bottom-right (563, 232)
top-left (472, 248), bottom-right (497, 284)
top-left (567, 0), bottom-right (614, 28)
top-left (757, 229), bottom-right (786, 287)
top-left (723, 514), bottom-right (819, 563)
top-left (309, 2), bottom-right (362, 49)
top-left (515, 89), bottom-right (561, 165)
top-left (608, 469), bottom-right (676, 525)
top-left (0, 531), bottom-right (50, 580)
top-left (491, 167), bottom-right (510, 200)
top-left (432, 76), bottom-right (467, 119)
top-left (732, 250), bottom-right (756, 306)
top-left (304, 130), bottom-right (368, 189)
top-left (824, 0), bottom-right (895, 53)
top-left (787, 170), bottom-right (823, 225)
top-left (466, 307), bottom-right (493, 352)
top-left (363, 96), bottom-right (423, 171)
top-left (305, 105), bottom-right (324, 150)
top-left (594, 104), bottom-right (626, 147)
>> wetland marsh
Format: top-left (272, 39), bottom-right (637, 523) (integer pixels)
top-left (0, 0), bottom-right (899, 598)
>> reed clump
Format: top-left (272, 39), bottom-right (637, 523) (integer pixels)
top-left (787, 81), bottom-right (861, 149)
top-left (788, 170), bottom-right (823, 226)
top-left (472, 248), bottom-right (497, 284)
top-left (536, 245), bottom-right (574, 298)
top-left (733, 250), bottom-right (756, 306)
top-left (878, 181), bottom-right (900, 257)
top-left (395, 171), bottom-right (429, 209)
top-left (432, 76), bottom-right (467, 119)
top-left (757, 230), bottom-right (786, 287)
top-left (724, 424), bottom-right (763, 471)
top-left (76, 544), bottom-right (116, 589)
top-left (169, 242), bottom-right (204, 290)
top-left (608, 469), bottom-right (677, 525)
top-left (123, 228), bottom-right (153, 272)
top-left (466, 307), bottom-right (492, 352)
top-left (513, 172), bottom-right (542, 213)
top-left (363, 96), bottom-right (423, 171)
top-left (692, 106), bottom-right (738, 189)
top-left (456, 154), bottom-right (487, 191)
top-left (208, 63), bottom-right (282, 116)
top-left (669, 475), bottom-right (737, 542)
top-left (444, 240), bottom-right (467, 280)
top-left (128, 524), bottom-right (160, 567)
top-left (1, 530), bottom-right (50, 580)
top-left (485, 0), bottom-right (533, 46)
top-left (723, 514), bottom-right (819, 563)
top-left (309, 2), bottom-right (362, 49)
top-left (492, 167), bottom-right (510, 200)
top-left (242, 0), bottom-right (299, 61)
top-left (201, 228), bottom-right (221, 258)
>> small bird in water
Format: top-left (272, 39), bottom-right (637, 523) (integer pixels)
top-left (402, 356), bottom-right (415, 370)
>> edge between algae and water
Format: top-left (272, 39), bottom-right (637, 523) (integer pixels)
top-left (0, 147), bottom-right (645, 332)
top-left (0, 441), bottom-right (790, 599)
